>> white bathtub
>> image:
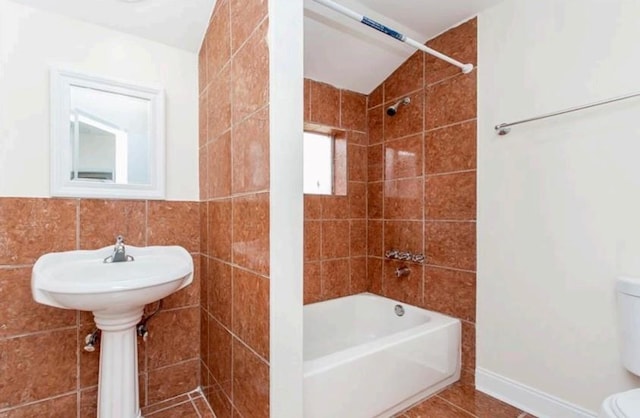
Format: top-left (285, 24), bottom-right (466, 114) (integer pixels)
top-left (303, 293), bottom-right (461, 418)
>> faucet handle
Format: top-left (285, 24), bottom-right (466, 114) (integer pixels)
top-left (116, 235), bottom-right (124, 245)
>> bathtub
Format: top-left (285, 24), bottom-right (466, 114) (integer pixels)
top-left (303, 293), bottom-right (461, 418)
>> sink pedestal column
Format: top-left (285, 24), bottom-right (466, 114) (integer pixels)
top-left (94, 309), bottom-right (144, 418)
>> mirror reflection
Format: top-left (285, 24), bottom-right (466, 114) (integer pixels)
top-left (69, 86), bottom-right (150, 185)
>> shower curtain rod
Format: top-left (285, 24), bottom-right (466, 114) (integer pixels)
top-left (494, 90), bottom-right (640, 135)
top-left (312, 0), bottom-right (474, 74)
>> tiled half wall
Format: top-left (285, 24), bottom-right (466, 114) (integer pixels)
top-left (0, 198), bottom-right (201, 417)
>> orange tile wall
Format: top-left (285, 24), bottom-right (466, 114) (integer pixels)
top-left (0, 198), bottom-right (201, 416)
top-left (367, 18), bottom-right (478, 383)
top-left (303, 79), bottom-right (369, 304)
top-left (198, 0), bottom-right (270, 416)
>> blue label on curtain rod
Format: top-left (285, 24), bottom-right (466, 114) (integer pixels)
top-left (361, 16), bottom-right (405, 41)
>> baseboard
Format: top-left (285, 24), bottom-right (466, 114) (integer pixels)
top-left (475, 368), bottom-right (597, 418)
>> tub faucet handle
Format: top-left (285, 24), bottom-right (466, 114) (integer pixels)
top-left (385, 249), bottom-right (399, 259)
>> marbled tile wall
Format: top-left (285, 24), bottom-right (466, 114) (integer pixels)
top-left (0, 198), bottom-right (201, 417)
top-left (198, 0), bottom-right (270, 416)
top-left (367, 18), bottom-right (478, 384)
top-left (303, 79), bottom-right (369, 304)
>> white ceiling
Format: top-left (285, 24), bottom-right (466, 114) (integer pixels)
top-left (11, 0), bottom-right (503, 93)
top-left (9, 0), bottom-right (216, 52)
top-left (304, 0), bottom-right (504, 94)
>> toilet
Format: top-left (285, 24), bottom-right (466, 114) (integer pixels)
top-left (599, 276), bottom-right (640, 417)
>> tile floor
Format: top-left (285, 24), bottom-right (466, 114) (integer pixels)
top-left (142, 389), bottom-right (215, 417)
top-left (154, 379), bottom-right (535, 418)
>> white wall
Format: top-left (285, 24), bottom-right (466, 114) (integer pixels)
top-left (478, 0), bottom-right (640, 413)
top-left (0, 0), bottom-right (198, 200)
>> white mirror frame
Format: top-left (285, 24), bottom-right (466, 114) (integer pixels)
top-left (50, 68), bottom-right (165, 199)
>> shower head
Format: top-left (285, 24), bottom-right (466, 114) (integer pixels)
top-left (386, 97), bottom-right (411, 116)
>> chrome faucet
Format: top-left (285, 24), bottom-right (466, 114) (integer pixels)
top-left (104, 235), bottom-right (134, 263)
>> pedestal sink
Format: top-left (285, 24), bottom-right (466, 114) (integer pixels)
top-left (32, 244), bottom-right (193, 418)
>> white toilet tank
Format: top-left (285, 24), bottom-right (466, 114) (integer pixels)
top-left (617, 276), bottom-right (640, 376)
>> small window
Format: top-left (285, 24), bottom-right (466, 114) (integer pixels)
top-left (303, 131), bottom-right (333, 195)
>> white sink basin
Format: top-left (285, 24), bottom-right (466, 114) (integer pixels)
top-left (31, 244), bottom-right (193, 418)
top-left (32, 245), bottom-right (193, 313)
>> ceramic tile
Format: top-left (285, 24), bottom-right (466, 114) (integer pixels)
top-left (206, 0), bottom-right (230, 78)
top-left (79, 199), bottom-right (146, 249)
top-left (232, 339), bottom-right (269, 418)
top-left (321, 195), bottom-right (350, 220)
top-left (207, 65), bottom-right (231, 141)
top-left (425, 171), bottom-right (476, 221)
top-left (163, 254), bottom-right (201, 309)
top-left (368, 143), bottom-right (383, 182)
top-left (304, 262), bottom-right (322, 305)
top-left (80, 387), bottom-right (98, 418)
top-left (146, 401), bottom-right (199, 418)
top-left (384, 52), bottom-right (424, 102)
top-left (200, 203), bottom-right (209, 257)
top-left (232, 268), bottom-right (270, 360)
top-left (321, 258), bottom-right (350, 300)
top-left (193, 396), bottom-right (216, 418)
top-left (147, 307), bottom-right (199, 370)
top-left (425, 221), bottom-right (475, 271)
top-left (384, 90), bottom-right (424, 141)
top-left (0, 394), bottom-right (77, 418)
top-left (404, 395), bottom-right (473, 417)
top-left (231, 21), bottom-right (269, 123)
top-left (334, 135), bottom-right (348, 196)
top-left (367, 220), bottom-right (383, 257)
top-left (309, 80), bottom-right (340, 127)
top-left (341, 90), bottom-right (367, 131)
top-left (348, 144), bottom-right (368, 182)
top-left (425, 120), bottom-right (476, 174)
top-left (384, 134), bottom-right (423, 180)
top-left (369, 83), bottom-right (383, 109)
top-left (424, 266), bottom-right (476, 322)
top-left (232, 107), bottom-right (270, 194)
top-left (79, 322), bottom-right (101, 388)
top-left (461, 321), bottom-right (476, 372)
top-left (200, 144), bottom-right (208, 199)
top-left (148, 201), bottom-right (200, 253)
top-left (0, 267), bottom-right (76, 338)
top-left (0, 329), bottom-right (77, 408)
top-left (209, 131), bottom-right (232, 198)
top-left (350, 219), bottom-right (367, 257)
top-left (437, 376), bottom-right (525, 418)
top-left (207, 316), bottom-right (233, 394)
top-left (200, 91), bottom-right (208, 147)
top-left (232, 193), bottom-right (269, 276)
top-left (207, 258), bottom-right (232, 328)
top-left (147, 360), bottom-right (199, 405)
top-left (368, 106), bottom-right (384, 145)
top-left (384, 178), bottom-right (424, 220)
top-left (304, 195), bottom-right (322, 220)
top-left (206, 382), bottom-right (234, 418)
top-left (384, 221), bottom-right (424, 256)
top-left (0, 198), bottom-right (77, 265)
top-left (143, 394), bottom-right (191, 415)
top-left (426, 72), bottom-right (477, 130)
top-left (349, 130), bottom-right (368, 146)
top-left (199, 40), bottom-right (208, 93)
top-left (304, 221), bottom-right (321, 261)
top-left (367, 256), bottom-right (383, 294)
top-left (367, 182), bottom-right (383, 220)
top-left (426, 18), bottom-right (477, 86)
top-left (321, 220), bottom-right (350, 260)
top-left (230, 0), bottom-right (267, 53)
top-left (200, 309), bottom-right (209, 371)
top-left (350, 257), bottom-right (368, 294)
top-left (208, 199), bottom-right (232, 262)
top-left (349, 182), bottom-right (367, 219)
top-left (304, 79), bottom-right (311, 121)
top-left (383, 260), bottom-right (423, 307)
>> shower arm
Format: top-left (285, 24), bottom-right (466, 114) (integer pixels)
top-left (312, 0), bottom-right (474, 74)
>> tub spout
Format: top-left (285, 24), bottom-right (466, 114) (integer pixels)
top-left (395, 266), bottom-right (410, 278)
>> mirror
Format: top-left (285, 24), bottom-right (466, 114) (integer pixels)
top-left (51, 69), bottom-right (165, 199)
